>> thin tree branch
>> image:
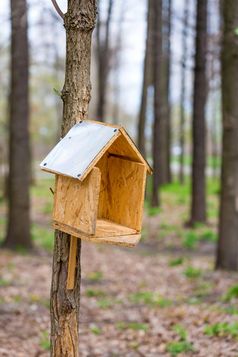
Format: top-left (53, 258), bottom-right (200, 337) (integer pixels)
top-left (51, 0), bottom-right (64, 19)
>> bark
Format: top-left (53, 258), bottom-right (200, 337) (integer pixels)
top-left (96, 0), bottom-right (114, 121)
top-left (50, 1), bottom-right (97, 356)
top-left (189, 0), bottom-right (208, 225)
top-left (151, 0), bottom-right (162, 207)
top-left (216, 0), bottom-right (238, 271)
top-left (179, 0), bottom-right (189, 184)
top-left (165, 0), bottom-right (172, 183)
top-left (137, 0), bottom-right (153, 158)
top-left (3, 0), bottom-right (31, 249)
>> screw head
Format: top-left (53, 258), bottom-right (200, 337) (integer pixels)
top-left (43, 163), bottom-right (47, 166)
top-left (114, 129), bottom-right (117, 132)
top-left (77, 174), bottom-right (81, 177)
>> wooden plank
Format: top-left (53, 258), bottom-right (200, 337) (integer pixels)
top-left (66, 236), bottom-right (77, 290)
top-left (53, 219), bottom-right (137, 238)
top-left (53, 167), bottom-right (101, 235)
top-left (53, 221), bottom-right (140, 247)
top-left (102, 156), bottom-right (147, 231)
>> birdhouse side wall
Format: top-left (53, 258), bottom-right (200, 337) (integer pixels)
top-left (53, 167), bottom-right (101, 235)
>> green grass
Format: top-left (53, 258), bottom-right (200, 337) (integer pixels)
top-left (166, 324), bottom-right (194, 356)
top-left (97, 298), bottom-right (113, 309)
top-left (0, 278), bottom-right (11, 287)
top-left (90, 325), bottom-right (102, 335)
top-left (87, 271), bottom-right (104, 282)
top-left (31, 179), bottom-right (54, 198)
top-left (129, 291), bottom-right (171, 308)
top-left (204, 322), bottom-right (238, 338)
top-left (39, 331), bottom-right (50, 351)
top-left (223, 284), bottom-right (238, 302)
top-left (169, 257), bottom-right (184, 267)
top-left (116, 321), bottom-right (148, 332)
top-left (85, 288), bottom-right (106, 298)
top-left (183, 266), bottom-right (202, 279)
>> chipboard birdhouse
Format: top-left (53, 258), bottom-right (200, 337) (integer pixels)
top-left (40, 120), bottom-right (152, 247)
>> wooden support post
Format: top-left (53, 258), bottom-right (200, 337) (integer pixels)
top-left (67, 236), bottom-right (78, 290)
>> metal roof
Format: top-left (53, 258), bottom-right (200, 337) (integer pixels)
top-left (40, 121), bottom-right (118, 180)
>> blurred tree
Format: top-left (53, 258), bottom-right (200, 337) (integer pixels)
top-left (179, 0), bottom-right (189, 184)
top-left (216, 0), bottom-right (238, 271)
top-left (96, 0), bottom-right (114, 121)
top-left (3, 0), bottom-right (31, 249)
top-left (50, 0), bottom-right (97, 355)
top-left (189, 0), bottom-right (208, 225)
top-left (137, 0), bottom-right (153, 157)
top-left (151, 0), bottom-right (162, 207)
top-left (163, 0), bottom-right (172, 183)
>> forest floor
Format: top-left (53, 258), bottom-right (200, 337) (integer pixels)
top-left (0, 178), bottom-right (238, 357)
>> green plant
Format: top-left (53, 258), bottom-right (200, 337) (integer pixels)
top-left (116, 321), bottom-right (148, 331)
top-left (85, 288), bottom-right (106, 298)
top-left (167, 324), bottom-right (193, 356)
top-left (184, 266), bottom-right (202, 279)
top-left (129, 291), bottom-right (171, 308)
top-left (182, 231), bottom-right (198, 249)
top-left (90, 325), bottom-right (102, 335)
top-left (167, 341), bottom-right (194, 356)
top-left (169, 257), bottom-right (184, 267)
top-left (97, 298), bottom-right (113, 309)
top-left (87, 271), bottom-right (103, 282)
top-left (204, 322), bottom-right (238, 337)
top-left (39, 331), bottom-right (50, 351)
top-left (223, 284), bottom-right (238, 302)
top-left (200, 230), bottom-right (217, 242)
top-left (0, 278), bottom-right (11, 287)
top-left (32, 224), bottom-right (54, 251)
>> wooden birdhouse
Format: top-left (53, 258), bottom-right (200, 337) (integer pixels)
top-left (40, 120), bottom-right (152, 247)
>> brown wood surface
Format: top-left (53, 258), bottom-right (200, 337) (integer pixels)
top-left (53, 167), bottom-right (101, 235)
top-left (53, 221), bottom-right (140, 247)
top-left (104, 156), bottom-right (147, 231)
top-left (66, 236), bottom-right (77, 290)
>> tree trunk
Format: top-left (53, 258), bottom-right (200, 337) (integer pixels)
top-left (179, 0), bottom-right (189, 184)
top-left (151, 0), bottom-right (162, 207)
top-left (164, 0), bottom-right (172, 183)
top-left (216, 0), bottom-right (238, 271)
top-left (137, 0), bottom-right (153, 158)
top-left (50, 1), bottom-right (97, 355)
top-left (96, 0), bottom-right (113, 121)
top-left (3, 0), bottom-right (31, 249)
top-left (189, 0), bottom-right (208, 225)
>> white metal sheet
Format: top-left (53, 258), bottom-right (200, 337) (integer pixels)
top-left (40, 121), bottom-right (118, 179)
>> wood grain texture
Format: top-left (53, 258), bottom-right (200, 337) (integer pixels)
top-left (101, 156), bottom-right (147, 231)
top-left (53, 221), bottom-right (140, 247)
top-left (66, 236), bottom-right (77, 290)
top-left (53, 167), bottom-right (101, 235)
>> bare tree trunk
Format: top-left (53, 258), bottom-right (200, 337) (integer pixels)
top-left (216, 0), bottom-right (238, 271)
top-left (189, 0), bottom-right (208, 225)
top-left (96, 0), bottom-right (114, 121)
top-left (50, 1), bottom-right (97, 355)
top-left (137, 0), bottom-right (153, 158)
top-left (3, 0), bottom-right (31, 249)
top-left (151, 0), bottom-right (162, 207)
top-left (179, 0), bottom-right (189, 184)
top-left (164, 0), bottom-right (172, 183)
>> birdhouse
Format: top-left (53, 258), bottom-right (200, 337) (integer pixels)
top-left (40, 120), bottom-right (152, 247)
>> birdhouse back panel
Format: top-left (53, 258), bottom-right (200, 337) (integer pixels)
top-left (53, 167), bottom-right (101, 235)
top-left (96, 155), bottom-right (147, 231)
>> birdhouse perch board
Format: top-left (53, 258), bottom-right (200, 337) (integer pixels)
top-left (40, 120), bottom-right (152, 248)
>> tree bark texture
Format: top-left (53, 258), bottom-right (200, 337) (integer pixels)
top-left (189, 0), bottom-right (208, 224)
top-left (4, 0), bottom-right (31, 249)
top-left (179, 0), bottom-right (189, 184)
top-left (96, 0), bottom-right (113, 121)
top-left (50, 1), bottom-right (97, 356)
top-left (151, 0), bottom-right (162, 207)
top-left (216, 0), bottom-right (238, 270)
top-left (137, 0), bottom-right (154, 158)
top-left (163, 0), bottom-right (172, 184)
